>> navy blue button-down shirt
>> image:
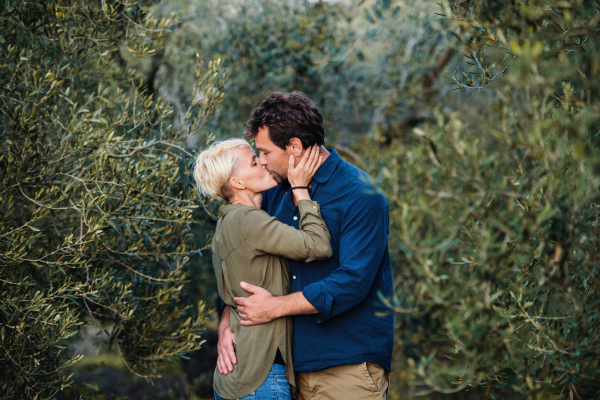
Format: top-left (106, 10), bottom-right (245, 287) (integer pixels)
top-left (261, 149), bottom-right (394, 372)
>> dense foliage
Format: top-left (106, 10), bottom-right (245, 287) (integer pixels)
top-left (0, 1), bottom-right (222, 398)
top-left (372, 0), bottom-right (600, 398)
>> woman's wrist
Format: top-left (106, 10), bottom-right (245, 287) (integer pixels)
top-left (292, 188), bottom-right (310, 202)
top-left (290, 185), bottom-right (309, 191)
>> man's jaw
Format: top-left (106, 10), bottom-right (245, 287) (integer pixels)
top-left (266, 168), bottom-right (287, 185)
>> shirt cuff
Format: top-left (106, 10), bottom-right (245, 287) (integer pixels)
top-left (302, 284), bottom-right (334, 324)
top-left (297, 199), bottom-right (320, 216)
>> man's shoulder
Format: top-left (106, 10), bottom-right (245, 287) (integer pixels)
top-left (333, 159), bottom-right (386, 202)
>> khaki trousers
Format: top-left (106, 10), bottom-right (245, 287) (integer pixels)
top-left (296, 362), bottom-right (389, 400)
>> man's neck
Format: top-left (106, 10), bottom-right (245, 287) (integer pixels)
top-left (318, 145), bottom-right (331, 162)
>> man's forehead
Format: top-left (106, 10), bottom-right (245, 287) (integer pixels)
top-left (255, 127), bottom-right (276, 147)
top-left (255, 137), bottom-right (278, 151)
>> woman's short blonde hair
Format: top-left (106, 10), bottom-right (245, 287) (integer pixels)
top-left (193, 139), bottom-right (254, 200)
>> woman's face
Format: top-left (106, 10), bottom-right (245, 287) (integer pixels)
top-left (231, 147), bottom-right (277, 193)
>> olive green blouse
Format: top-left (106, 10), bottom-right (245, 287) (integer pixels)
top-left (212, 199), bottom-right (332, 399)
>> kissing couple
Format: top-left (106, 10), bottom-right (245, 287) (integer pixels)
top-left (193, 92), bottom-right (394, 400)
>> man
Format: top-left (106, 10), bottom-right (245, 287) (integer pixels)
top-left (217, 92), bottom-right (394, 399)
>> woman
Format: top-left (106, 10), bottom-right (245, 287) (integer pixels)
top-left (193, 139), bottom-right (332, 400)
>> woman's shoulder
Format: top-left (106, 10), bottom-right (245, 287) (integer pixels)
top-left (224, 204), bottom-right (262, 216)
top-left (220, 205), bottom-right (273, 250)
top-left (222, 205), bottom-right (271, 228)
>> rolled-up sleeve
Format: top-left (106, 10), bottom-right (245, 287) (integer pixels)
top-left (302, 186), bottom-right (389, 323)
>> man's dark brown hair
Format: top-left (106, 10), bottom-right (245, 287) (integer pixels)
top-left (244, 92), bottom-right (325, 150)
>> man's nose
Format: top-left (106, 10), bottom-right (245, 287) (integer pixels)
top-left (258, 153), bottom-right (267, 166)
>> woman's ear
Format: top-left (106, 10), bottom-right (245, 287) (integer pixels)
top-left (288, 138), bottom-right (304, 157)
top-left (229, 177), bottom-right (245, 190)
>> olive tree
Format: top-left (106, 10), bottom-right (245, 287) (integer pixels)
top-left (367, 0), bottom-right (600, 398)
top-left (0, 1), bottom-right (224, 398)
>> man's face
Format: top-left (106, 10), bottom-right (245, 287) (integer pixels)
top-left (254, 126), bottom-right (291, 184)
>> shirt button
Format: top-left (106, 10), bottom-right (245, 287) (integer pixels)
top-left (293, 275), bottom-right (296, 279)
top-left (293, 216), bottom-right (298, 220)
top-left (313, 206), bottom-right (316, 209)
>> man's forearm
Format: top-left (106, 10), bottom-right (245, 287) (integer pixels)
top-left (273, 291), bottom-right (318, 318)
top-left (235, 282), bottom-right (318, 326)
top-left (220, 305), bottom-right (231, 332)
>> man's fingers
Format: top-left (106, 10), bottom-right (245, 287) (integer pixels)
top-left (223, 357), bottom-right (232, 373)
top-left (234, 296), bottom-right (246, 306)
top-left (288, 154), bottom-right (295, 173)
top-left (217, 352), bottom-right (230, 374)
top-left (226, 346), bottom-right (237, 367)
top-left (222, 357), bottom-right (231, 374)
top-left (231, 331), bottom-right (236, 345)
top-left (219, 348), bottom-right (234, 372)
top-left (239, 281), bottom-right (261, 294)
top-left (240, 319), bottom-right (255, 326)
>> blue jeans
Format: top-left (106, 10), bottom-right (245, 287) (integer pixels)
top-left (214, 363), bottom-right (291, 400)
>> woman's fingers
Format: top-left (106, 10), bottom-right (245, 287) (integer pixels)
top-left (298, 144), bottom-right (313, 169)
top-left (306, 145), bottom-right (319, 173)
top-left (310, 145), bottom-right (320, 170)
top-left (288, 145), bottom-right (321, 187)
top-left (305, 145), bottom-right (316, 170)
top-left (288, 154), bottom-right (295, 174)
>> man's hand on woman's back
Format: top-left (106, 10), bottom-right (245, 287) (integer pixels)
top-left (217, 305), bottom-right (237, 374)
top-left (235, 281), bottom-right (318, 325)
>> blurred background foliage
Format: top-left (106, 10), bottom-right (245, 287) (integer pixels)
top-left (1, 0), bottom-right (599, 399)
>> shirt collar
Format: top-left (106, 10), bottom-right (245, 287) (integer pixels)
top-left (312, 148), bottom-right (341, 183)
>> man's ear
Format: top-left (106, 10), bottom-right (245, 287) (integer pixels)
top-left (287, 138), bottom-right (304, 157)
